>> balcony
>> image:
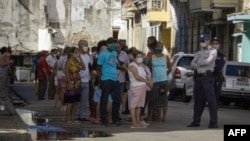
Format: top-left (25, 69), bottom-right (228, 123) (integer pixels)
top-left (210, 0), bottom-right (237, 9)
top-left (146, 0), bottom-right (168, 22)
top-left (134, 0), bottom-right (147, 11)
top-left (121, 12), bottom-right (135, 20)
top-left (126, 1), bottom-right (137, 12)
top-left (189, 0), bottom-right (213, 13)
top-left (147, 10), bottom-right (168, 22)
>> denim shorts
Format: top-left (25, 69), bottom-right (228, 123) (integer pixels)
top-left (93, 86), bottom-right (113, 103)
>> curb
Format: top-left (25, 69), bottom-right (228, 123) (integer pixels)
top-left (0, 92), bottom-right (32, 141)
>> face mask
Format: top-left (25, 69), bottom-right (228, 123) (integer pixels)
top-left (212, 45), bottom-right (219, 50)
top-left (53, 54), bottom-right (57, 58)
top-left (83, 47), bottom-right (88, 52)
top-left (136, 57), bottom-right (143, 64)
top-left (109, 44), bottom-right (116, 51)
top-left (156, 48), bottom-right (163, 53)
top-left (143, 58), bottom-right (148, 65)
top-left (200, 42), bottom-right (207, 48)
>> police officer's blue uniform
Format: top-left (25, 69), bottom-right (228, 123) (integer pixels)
top-left (212, 37), bottom-right (225, 106)
top-left (187, 34), bottom-right (218, 128)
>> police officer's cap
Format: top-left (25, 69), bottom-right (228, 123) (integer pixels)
top-left (199, 34), bottom-right (210, 41)
top-left (211, 37), bottom-right (220, 43)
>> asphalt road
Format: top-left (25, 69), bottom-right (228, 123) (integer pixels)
top-left (12, 82), bottom-right (250, 141)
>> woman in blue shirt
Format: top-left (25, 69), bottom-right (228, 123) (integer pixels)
top-left (150, 42), bottom-right (170, 124)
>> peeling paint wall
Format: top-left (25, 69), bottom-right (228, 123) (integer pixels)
top-left (0, 0), bottom-right (40, 51)
top-left (0, 0), bottom-right (125, 51)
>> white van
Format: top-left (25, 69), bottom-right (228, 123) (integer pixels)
top-left (220, 61), bottom-right (250, 109)
top-left (184, 61), bottom-right (250, 109)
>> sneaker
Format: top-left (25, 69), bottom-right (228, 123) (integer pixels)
top-left (111, 121), bottom-right (126, 127)
top-left (101, 124), bottom-right (108, 127)
top-left (141, 120), bottom-right (150, 126)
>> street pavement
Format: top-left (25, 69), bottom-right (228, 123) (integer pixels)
top-left (1, 82), bottom-right (250, 141)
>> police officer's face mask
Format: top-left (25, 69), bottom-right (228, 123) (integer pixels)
top-left (200, 40), bottom-right (208, 48)
top-left (212, 45), bottom-right (219, 50)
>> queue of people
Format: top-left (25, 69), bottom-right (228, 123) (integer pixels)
top-left (31, 36), bottom-right (171, 128)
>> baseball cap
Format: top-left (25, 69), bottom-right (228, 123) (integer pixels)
top-left (199, 34), bottom-right (210, 41)
top-left (211, 37), bottom-right (220, 43)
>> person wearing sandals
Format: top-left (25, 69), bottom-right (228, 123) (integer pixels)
top-left (128, 51), bottom-right (152, 128)
top-left (64, 47), bottom-right (85, 124)
top-left (150, 41), bottom-right (170, 124)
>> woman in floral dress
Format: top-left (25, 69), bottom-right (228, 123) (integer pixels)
top-left (64, 47), bottom-right (85, 123)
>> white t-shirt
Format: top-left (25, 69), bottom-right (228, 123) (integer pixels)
top-left (46, 54), bottom-right (57, 71)
top-left (128, 62), bottom-right (146, 87)
top-left (79, 53), bottom-right (91, 82)
top-left (117, 51), bottom-right (130, 83)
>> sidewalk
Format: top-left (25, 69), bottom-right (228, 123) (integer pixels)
top-left (1, 83), bottom-right (225, 141)
top-left (0, 90), bottom-right (31, 141)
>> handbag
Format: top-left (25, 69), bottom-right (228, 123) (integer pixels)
top-left (158, 83), bottom-right (166, 95)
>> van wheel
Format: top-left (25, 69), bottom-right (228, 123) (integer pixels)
top-left (168, 89), bottom-right (176, 101)
top-left (242, 103), bottom-right (250, 110)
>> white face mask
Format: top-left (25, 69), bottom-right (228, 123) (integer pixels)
top-left (213, 45), bottom-right (219, 50)
top-left (83, 47), bottom-right (88, 52)
top-left (136, 57), bottom-right (143, 64)
top-left (200, 42), bottom-right (207, 48)
top-left (53, 54), bottom-right (57, 58)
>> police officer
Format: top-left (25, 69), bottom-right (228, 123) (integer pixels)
top-left (187, 34), bottom-right (218, 128)
top-left (211, 37), bottom-right (225, 107)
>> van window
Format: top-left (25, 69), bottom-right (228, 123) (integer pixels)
top-left (226, 65), bottom-right (250, 78)
top-left (177, 56), bottom-right (194, 70)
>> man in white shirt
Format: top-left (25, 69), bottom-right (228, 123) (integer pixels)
top-left (116, 41), bottom-right (130, 114)
top-left (76, 40), bottom-right (93, 121)
top-left (46, 48), bottom-right (58, 99)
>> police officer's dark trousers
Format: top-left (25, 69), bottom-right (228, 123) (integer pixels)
top-left (214, 78), bottom-right (223, 107)
top-left (193, 76), bottom-right (217, 125)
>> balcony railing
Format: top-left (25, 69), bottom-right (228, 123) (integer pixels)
top-left (146, 0), bottom-right (168, 22)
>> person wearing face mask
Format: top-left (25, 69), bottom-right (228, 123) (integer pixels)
top-left (128, 51), bottom-right (152, 128)
top-left (211, 37), bottom-right (225, 107)
top-left (188, 34), bottom-right (218, 128)
top-left (149, 41), bottom-right (170, 124)
top-left (75, 39), bottom-right (93, 122)
top-left (0, 47), bottom-right (14, 101)
top-left (64, 46), bottom-right (85, 124)
top-left (46, 48), bottom-right (58, 99)
top-left (97, 38), bottom-right (123, 127)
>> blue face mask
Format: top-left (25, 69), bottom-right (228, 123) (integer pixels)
top-left (156, 47), bottom-right (163, 53)
top-left (109, 44), bottom-right (116, 51)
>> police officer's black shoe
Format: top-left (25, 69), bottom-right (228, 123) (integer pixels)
top-left (208, 124), bottom-right (218, 128)
top-left (187, 123), bottom-right (200, 127)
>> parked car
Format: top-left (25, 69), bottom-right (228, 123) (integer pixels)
top-left (184, 61), bottom-right (250, 109)
top-left (168, 52), bottom-right (194, 102)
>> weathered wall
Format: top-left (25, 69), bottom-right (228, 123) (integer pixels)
top-left (0, 0), bottom-right (41, 51)
top-left (0, 0), bottom-right (125, 51)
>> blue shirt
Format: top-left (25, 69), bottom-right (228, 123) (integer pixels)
top-left (97, 49), bottom-right (118, 81)
top-left (33, 57), bottom-right (39, 72)
top-left (152, 55), bottom-right (168, 82)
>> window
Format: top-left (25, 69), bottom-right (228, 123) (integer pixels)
top-left (177, 56), bottom-right (194, 70)
top-left (226, 65), bottom-right (250, 78)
